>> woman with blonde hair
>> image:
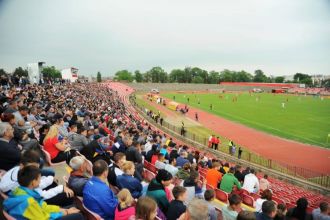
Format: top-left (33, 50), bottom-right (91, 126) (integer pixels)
top-left (133, 196), bottom-right (158, 220)
top-left (116, 161), bottom-right (143, 198)
top-left (43, 121), bottom-right (76, 163)
top-left (114, 189), bottom-right (135, 220)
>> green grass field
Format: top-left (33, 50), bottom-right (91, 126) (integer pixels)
top-left (162, 92), bottom-right (330, 148)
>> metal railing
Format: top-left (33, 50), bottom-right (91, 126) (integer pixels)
top-left (129, 95), bottom-right (330, 189)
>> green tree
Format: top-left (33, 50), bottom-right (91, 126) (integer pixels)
top-left (275, 76), bottom-right (285, 83)
top-left (147, 67), bottom-right (167, 83)
top-left (233, 71), bottom-right (253, 82)
top-left (293, 73), bottom-right (312, 86)
top-left (143, 71), bottom-right (151, 82)
top-left (13, 67), bottom-right (28, 77)
top-left (192, 76), bottom-right (204, 83)
top-left (114, 70), bottom-right (133, 82)
top-left (97, 71), bottom-right (102, 82)
top-left (168, 69), bottom-right (184, 83)
top-left (0, 69), bottom-right (7, 76)
top-left (208, 71), bottom-right (220, 84)
top-left (134, 70), bottom-right (143, 82)
top-left (219, 69), bottom-right (234, 82)
top-left (253, 70), bottom-right (267, 82)
top-left (41, 66), bottom-right (62, 79)
top-left (321, 79), bottom-right (330, 89)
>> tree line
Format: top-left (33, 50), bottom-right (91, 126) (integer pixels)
top-left (113, 67), bottom-right (327, 87)
top-left (0, 66), bottom-right (62, 79)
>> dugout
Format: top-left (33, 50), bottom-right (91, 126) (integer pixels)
top-left (167, 101), bottom-right (179, 111)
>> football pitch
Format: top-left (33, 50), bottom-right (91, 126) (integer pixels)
top-left (162, 92), bottom-right (330, 148)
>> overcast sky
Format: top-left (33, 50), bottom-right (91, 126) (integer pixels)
top-left (0, 0), bottom-right (329, 76)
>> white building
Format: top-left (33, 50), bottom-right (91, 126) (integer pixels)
top-left (27, 62), bottom-right (45, 84)
top-left (61, 67), bottom-right (78, 83)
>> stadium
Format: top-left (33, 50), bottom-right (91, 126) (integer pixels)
top-left (1, 1), bottom-right (330, 220)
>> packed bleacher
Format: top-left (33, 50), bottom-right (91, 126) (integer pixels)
top-left (0, 82), bottom-right (329, 220)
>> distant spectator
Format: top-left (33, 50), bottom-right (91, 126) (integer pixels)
top-left (114, 189), bottom-right (135, 220)
top-left (204, 189), bottom-right (217, 220)
top-left (274, 204), bottom-right (287, 220)
top-left (256, 189), bottom-right (273, 212)
top-left (287, 197), bottom-right (312, 220)
top-left (223, 162), bottom-right (230, 173)
top-left (166, 186), bottom-right (187, 220)
top-left (206, 162), bottom-right (222, 188)
top-left (165, 157), bottom-right (179, 176)
top-left (83, 159), bottom-right (118, 220)
top-left (256, 201), bottom-right (277, 220)
top-left (260, 174), bottom-right (271, 191)
top-left (146, 169), bottom-right (173, 214)
top-left (222, 193), bottom-right (242, 220)
top-left (116, 161), bottom-right (143, 199)
top-left (312, 202), bottom-right (330, 220)
top-left (237, 211), bottom-right (257, 220)
top-left (134, 196), bottom-right (158, 220)
top-left (220, 167), bottom-right (241, 193)
top-left (242, 169), bottom-right (259, 193)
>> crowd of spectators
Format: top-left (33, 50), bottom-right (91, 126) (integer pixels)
top-left (0, 82), bottom-right (329, 220)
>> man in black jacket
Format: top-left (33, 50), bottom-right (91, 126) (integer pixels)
top-left (0, 122), bottom-right (21, 171)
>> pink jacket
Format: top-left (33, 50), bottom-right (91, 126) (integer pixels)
top-left (114, 205), bottom-right (135, 220)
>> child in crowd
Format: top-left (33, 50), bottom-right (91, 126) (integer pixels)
top-left (3, 166), bottom-right (82, 220)
top-left (115, 189), bottom-right (135, 220)
top-left (166, 186), bottom-right (187, 220)
top-left (133, 196), bottom-right (158, 220)
top-left (204, 189), bottom-right (218, 220)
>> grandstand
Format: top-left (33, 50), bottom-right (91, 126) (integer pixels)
top-left (0, 81), bottom-right (329, 220)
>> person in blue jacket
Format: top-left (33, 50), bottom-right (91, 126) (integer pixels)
top-left (116, 161), bottom-right (143, 199)
top-left (83, 159), bottom-right (118, 220)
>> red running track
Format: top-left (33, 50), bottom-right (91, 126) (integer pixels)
top-left (109, 82), bottom-right (330, 175)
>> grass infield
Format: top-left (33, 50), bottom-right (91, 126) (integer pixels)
top-left (162, 92), bottom-right (330, 148)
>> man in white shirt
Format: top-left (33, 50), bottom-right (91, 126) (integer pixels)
top-left (242, 169), bottom-right (259, 193)
top-left (0, 150), bottom-right (74, 206)
top-left (164, 158), bottom-right (179, 177)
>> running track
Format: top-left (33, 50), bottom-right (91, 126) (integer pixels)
top-left (109, 82), bottom-right (330, 175)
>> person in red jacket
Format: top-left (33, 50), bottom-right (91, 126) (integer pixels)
top-left (211, 135), bottom-right (217, 149)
